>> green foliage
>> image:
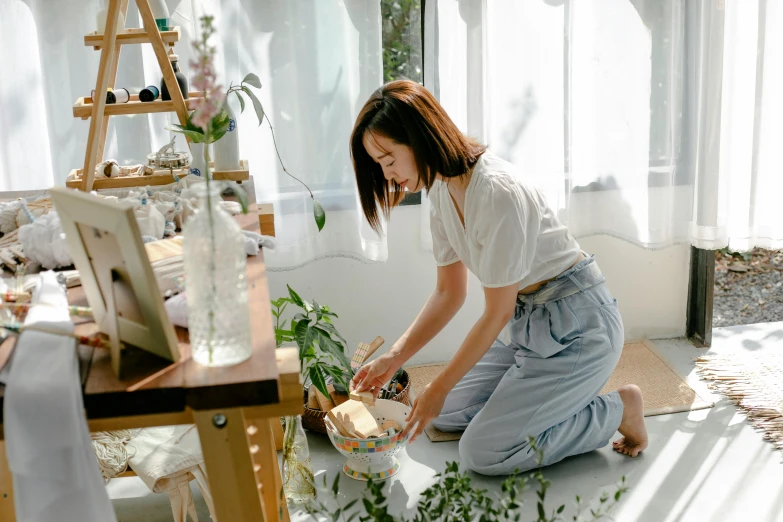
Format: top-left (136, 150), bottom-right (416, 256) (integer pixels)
top-left (382, 0), bottom-right (423, 84)
top-left (167, 106), bottom-right (230, 144)
top-left (304, 437), bottom-right (629, 522)
top-left (272, 285), bottom-right (351, 398)
top-left (717, 246), bottom-right (753, 263)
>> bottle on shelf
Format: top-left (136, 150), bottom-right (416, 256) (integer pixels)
top-left (160, 49), bottom-right (189, 101)
top-left (148, 0), bottom-right (171, 31)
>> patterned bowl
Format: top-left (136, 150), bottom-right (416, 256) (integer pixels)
top-left (324, 399), bottom-right (411, 481)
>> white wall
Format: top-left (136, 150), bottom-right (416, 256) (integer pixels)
top-left (266, 206), bottom-right (690, 365)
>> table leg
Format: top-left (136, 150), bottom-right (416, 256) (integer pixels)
top-left (194, 408), bottom-right (267, 522)
top-left (0, 440), bottom-right (15, 522)
top-left (246, 417), bottom-right (290, 522)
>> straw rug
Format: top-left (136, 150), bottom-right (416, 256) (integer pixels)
top-left (696, 351), bottom-right (783, 452)
top-left (406, 341), bottom-right (713, 443)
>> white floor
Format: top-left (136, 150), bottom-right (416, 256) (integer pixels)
top-left (108, 321), bottom-right (783, 522)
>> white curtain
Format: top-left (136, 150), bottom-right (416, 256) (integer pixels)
top-left (424, 0), bottom-right (783, 252)
top-left (0, 0), bottom-right (386, 268)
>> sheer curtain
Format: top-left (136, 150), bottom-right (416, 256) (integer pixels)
top-left (423, 0), bottom-right (783, 252)
top-left (0, 0), bottom-right (386, 268)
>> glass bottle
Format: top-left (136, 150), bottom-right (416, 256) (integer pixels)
top-left (182, 181), bottom-right (251, 367)
top-left (282, 415), bottom-right (316, 504)
top-left (161, 51), bottom-right (189, 101)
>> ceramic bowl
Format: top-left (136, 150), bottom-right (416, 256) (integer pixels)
top-left (324, 399), bottom-right (411, 481)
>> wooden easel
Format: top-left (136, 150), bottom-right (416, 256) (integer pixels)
top-left (73, 0), bottom-right (249, 192)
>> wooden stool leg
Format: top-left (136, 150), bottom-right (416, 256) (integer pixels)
top-left (246, 417), bottom-right (290, 522)
top-left (0, 441), bottom-right (15, 522)
top-left (194, 409), bottom-right (267, 522)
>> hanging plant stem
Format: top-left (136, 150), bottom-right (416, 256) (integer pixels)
top-left (263, 114), bottom-right (327, 231)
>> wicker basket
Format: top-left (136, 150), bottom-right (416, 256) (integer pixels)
top-left (301, 370), bottom-right (411, 434)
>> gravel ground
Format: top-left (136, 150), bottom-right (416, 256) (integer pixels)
top-left (713, 248), bottom-right (783, 327)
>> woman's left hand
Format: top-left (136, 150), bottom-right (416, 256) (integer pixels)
top-left (401, 381), bottom-right (448, 443)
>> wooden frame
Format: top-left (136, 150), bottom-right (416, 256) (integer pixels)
top-left (50, 187), bottom-right (179, 376)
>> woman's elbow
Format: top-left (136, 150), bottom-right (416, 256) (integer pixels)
top-left (435, 288), bottom-right (467, 308)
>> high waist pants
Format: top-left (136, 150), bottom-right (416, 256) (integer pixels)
top-left (432, 255), bottom-right (625, 475)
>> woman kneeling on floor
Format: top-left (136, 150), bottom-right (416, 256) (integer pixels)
top-left (349, 80), bottom-right (648, 476)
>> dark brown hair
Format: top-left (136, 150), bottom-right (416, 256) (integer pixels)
top-left (350, 80), bottom-right (486, 233)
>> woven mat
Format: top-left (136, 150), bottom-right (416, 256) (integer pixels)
top-left (696, 351), bottom-right (783, 452)
top-left (406, 341), bottom-right (714, 442)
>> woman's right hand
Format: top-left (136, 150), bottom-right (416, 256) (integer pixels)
top-left (350, 354), bottom-right (400, 399)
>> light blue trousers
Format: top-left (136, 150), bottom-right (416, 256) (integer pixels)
top-left (432, 254), bottom-right (625, 476)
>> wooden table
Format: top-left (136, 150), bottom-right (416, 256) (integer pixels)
top-left (0, 199), bottom-right (300, 522)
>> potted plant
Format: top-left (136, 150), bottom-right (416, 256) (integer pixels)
top-left (271, 285), bottom-right (411, 434)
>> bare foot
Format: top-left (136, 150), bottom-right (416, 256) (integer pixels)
top-left (613, 384), bottom-right (648, 457)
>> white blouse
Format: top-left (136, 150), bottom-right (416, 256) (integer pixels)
top-left (429, 150), bottom-right (580, 289)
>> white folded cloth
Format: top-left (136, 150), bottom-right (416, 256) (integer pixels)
top-left (2, 271), bottom-right (117, 522)
top-left (128, 425), bottom-right (215, 521)
top-left (242, 229), bottom-right (276, 255)
top-left (128, 425), bottom-right (204, 493)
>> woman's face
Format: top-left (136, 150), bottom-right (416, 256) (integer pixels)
top-left (362, 131), bottom-right (424, 193)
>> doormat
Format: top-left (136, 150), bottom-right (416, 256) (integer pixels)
top-left (696, 351), bottom-right (783, 452)
top-left (406, 341), bottom-right (714, 443)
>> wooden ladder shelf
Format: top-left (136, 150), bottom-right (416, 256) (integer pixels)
top-left (73, 0), bottom-right (249, 192)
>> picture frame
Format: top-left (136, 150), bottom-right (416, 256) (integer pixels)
top-left (50, 187), bottom-right (180, 377)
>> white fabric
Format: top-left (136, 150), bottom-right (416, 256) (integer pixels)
top-left (0, 0), bottom-right (387, 268)
top-left (128, 425), bottom-right (201, 493)
top-left (127, 425), bottom-right (215, 522)
top-left (425, 0), bottom-right (783, 252)
top-left (2, 271), bottom-right (117, 522)
top-left (165, 292), bottom-right (189, 329)
top-left (17, 212), bottom-right (73, 270)
top-left (134, 204), bottom-right (166, 240)
top-left (429, 151), bottom-right (579, 289)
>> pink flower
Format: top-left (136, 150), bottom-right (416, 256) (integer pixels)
top-left (190, 16), bottom-right (224, 132)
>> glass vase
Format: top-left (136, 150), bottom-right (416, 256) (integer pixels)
top-left (182, 181), bottom-right (252, 367)
top-left (282, 415), bottom-right (316, 504)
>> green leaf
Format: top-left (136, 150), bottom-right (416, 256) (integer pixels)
top-left (308, 365), bottom-right (329, 398)
top-left (166, 124), bottom-right (207, 143)
top-left (313, 328), bottom-right (352, 369)
top-left (557, 505), bottom-right (565, 514)
top-left (537, 502), bottom-right (545, 520)
top-left (315, 321), bottom-right (347, 347)
top-left (242, 72), bottom-right (262, 89)
top-left (332, 473), bottom-right (340, 496)
top-left (242, 86), bottom-right (266, 126)
top-left (344, 499), bottom-right (358, 511)
top-left (362, 499), bottom-right (373, 514)
top-left (313, 198), bottom-right (326, 231)
top-left (207, 107), bottom-right (231, 143)
top-left (287, 285), bottom-right (305, 308)
top-left (221, 181), bottom-right (249, 214)
top-left (301, 345), bottom-right (316, 360)
top-left (294, 319), bottom-right (314, 359)
top-left (235, 90), bottom-right (246, 113)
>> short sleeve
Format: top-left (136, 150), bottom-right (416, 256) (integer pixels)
top-left (430, 203), bottom-right (460, 266)
top-left (476, 181), bottom-right (541, 287)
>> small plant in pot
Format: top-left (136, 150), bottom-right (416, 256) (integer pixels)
top-left (271, 285), bottom-right (410, 434)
